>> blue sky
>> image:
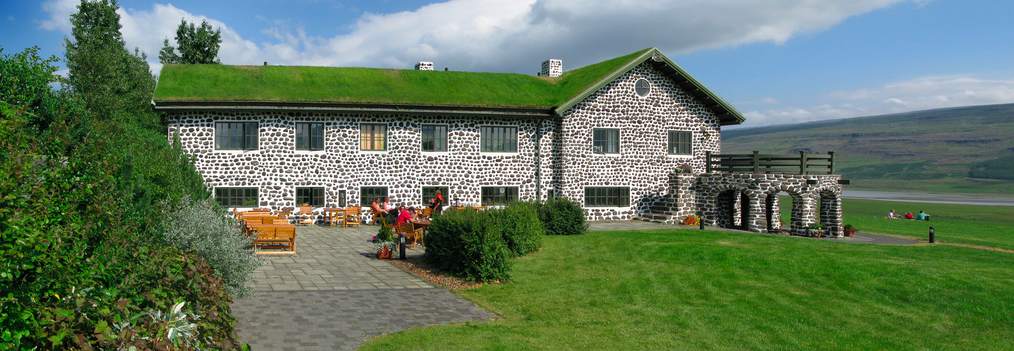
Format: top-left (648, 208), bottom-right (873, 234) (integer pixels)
top-left (2, 0), bottom-right (1013, 127)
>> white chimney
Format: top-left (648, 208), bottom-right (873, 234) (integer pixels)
top-left (415, 61), bottom-right (434, 71)
top-left (540, 59), bottom-right (562, 77)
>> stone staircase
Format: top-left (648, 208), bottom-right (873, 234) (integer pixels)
top-left (635, 197), bottom-right (678, 223)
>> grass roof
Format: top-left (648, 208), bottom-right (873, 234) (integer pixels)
top-left (153, 48), bottom-right (651, 109)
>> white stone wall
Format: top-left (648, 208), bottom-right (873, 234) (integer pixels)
top-left (166, 112), bottom-right (546, 209)
top-left (557, 62), bottom-right (722, 220)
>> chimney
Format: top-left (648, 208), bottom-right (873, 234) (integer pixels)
top-left (540, 59), bottom-right (562, 77)
top-left (415, 61), bottom-right (434, 71)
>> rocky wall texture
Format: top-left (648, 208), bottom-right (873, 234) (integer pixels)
top-left (166, 112), bottom-right (546, 210)
top-left (557, 61), bottom-right (722, 221)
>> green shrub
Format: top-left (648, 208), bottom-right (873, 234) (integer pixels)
top-left (494, 202), bottom-right (544, 256)
top-left (425, 210), bottom-right (511, 282)
top-left (0, 47), bottom-right (238, 349)
top-left (163, 196), bottom-right (259, 297)
top-left (539, 198), bottom-right (588, 235)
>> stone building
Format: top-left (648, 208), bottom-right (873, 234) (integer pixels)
top-left (154, 48), bottom-right (846, 236)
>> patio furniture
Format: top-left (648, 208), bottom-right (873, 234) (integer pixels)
top-left (396, 222), bottom-right (424, 248)
top-left (328, 207), bottom-right (346, 227)
top-left (253, 224), bottom-right (296, 254)
top-left (344, 206), bottom-right (362, 228)
top-left (421, 207), bottom-right (433, 218)
top-left (297, 204), bottom-right (315, 226)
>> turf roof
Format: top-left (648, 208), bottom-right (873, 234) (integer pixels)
top-left (153, 47), bottom-right (744, 124)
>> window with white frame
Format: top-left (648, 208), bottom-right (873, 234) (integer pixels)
top-left (480, 126), bottom-right (517, 153)
top-left (668, 131), bottom-right (692, 155)
top-left (584, 187), bottom-right (630, 207)
top-left (360, 124), bottom-right (387, 151)
top-left (593, 128), bottom-right (620, 154)
top-left (295, 122), bottom-right (324, 151)
top-left (215, 122), bottom-right (258, 150)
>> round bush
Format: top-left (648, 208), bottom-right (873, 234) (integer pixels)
top-left (424, 209), bottom-right (511, 282)
top-left (539, 198), bottom-right (588, 235)
top-left (495, 202), bottom-right (543, 256)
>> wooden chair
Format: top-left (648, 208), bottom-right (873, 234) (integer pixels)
top-left (328, 207), bottom-right (346, 227)
top-left (343, 206), bottom-right (361, 228)
top-left (297, 204), bottom-right (315, 226)
top-left (395, 222), bottom-right (423, 248)
top-left (421, 207), bottom-right (433, 218)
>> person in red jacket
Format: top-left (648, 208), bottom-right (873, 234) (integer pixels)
top-left (430, 190), bottom-right (445, 214)
top-left (904, 212), bottom-right (914, 220)
top-left (395, 205), bottom-right (413, 226)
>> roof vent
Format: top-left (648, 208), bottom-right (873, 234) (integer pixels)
top-left (415, 61), bottom-right (434, 71)
top-left (540, 59), bottom-right (562, 77)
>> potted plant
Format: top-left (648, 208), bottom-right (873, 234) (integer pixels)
top-left (372, 223), bottom-right (396, 259)
top-left (844, 224), bottom-right (857, 237)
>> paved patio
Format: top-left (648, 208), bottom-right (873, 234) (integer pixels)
top-left (231, 225), bottom-right (491, 351)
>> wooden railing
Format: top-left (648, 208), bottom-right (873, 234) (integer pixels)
top-left (705, 151), bottom-right (836, 175)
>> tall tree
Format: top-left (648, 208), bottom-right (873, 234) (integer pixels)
top-left (64, 0), bottom-right (156, 126)
top-left (159, 19), bottom-right (222, 64)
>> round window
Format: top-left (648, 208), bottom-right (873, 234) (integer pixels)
top-left (634, 78), bottom-right (651, 97)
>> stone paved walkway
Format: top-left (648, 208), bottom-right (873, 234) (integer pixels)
top-left (232, 225), bottom-right (491, 350)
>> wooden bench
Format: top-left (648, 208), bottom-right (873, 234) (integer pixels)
top-left (251, 224), bottom-right (296, 255)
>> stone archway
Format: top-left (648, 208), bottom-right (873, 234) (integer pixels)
top-left (762, 188), bottom-right (807, 234)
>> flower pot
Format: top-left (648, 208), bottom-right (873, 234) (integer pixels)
top-left (377, 245), bottom-right (392, 259)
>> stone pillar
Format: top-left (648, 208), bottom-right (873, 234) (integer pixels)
top-left (793, 193), bottom-right (818, 233)
top-left (820, 193), bottom-right (843, 237)
top-left (746, 191), bottom-right (768, 232)
top-left (731, 192), bottom-right (742, 227)
top-left (767, 194), bottom-right (781, 231)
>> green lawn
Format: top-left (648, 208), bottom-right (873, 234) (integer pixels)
top-left (362, 230), bottom-right (1014, 350)
top-left (828, 198), bottom-right (1014, 250)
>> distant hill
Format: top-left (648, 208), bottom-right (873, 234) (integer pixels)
top-left (722, 103), bottom-right (1014, 195)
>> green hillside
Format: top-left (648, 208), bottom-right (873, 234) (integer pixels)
top-left (722, 103), bottom-right (1014, 195)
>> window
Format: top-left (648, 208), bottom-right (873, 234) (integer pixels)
top-left (360, 186), bottom-right (388, 206)
top-left (295, 122), bottom-right (324, 151)
top-left (422, 186), bottom-right (449, 205)
top-left (584, 187), bottom-right (630, 207)
top-left (360, 123), bottom-right (387, 151)
top-left (421, 124), bottom-right (448, 152)
top-left (215, 122), bottom-right (258, 150)
top-left (214, 187), bottom-right (258, 207)
top-left (480, 126), bottom-right (517, 153)
top-left (635, 78), bottom-right (651, 97)
top-left (296, 187), bottom-right (325, 207)
top-left (481, 186), bottom-right (518, 206)
top-left (592, 128), bottom-right (620, 154)
top-left (668, 131), bottom-right (693, 155)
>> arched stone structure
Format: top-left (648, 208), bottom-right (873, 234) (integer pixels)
top-left (696, 173), bottom-right (844, 237)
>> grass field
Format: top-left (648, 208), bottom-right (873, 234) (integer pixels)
top-left (362, 229), bottom-right (1014, 350)
top-left (830, 198), bottom-right (1014, 250)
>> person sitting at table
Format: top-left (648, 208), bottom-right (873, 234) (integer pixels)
top-left (430, 190), bottom-right (445, 214)
top-left (396, 205), bottom-right (413, 226)
top-left (370, 198), bottom-right (388, 225)
top-left (916, 210), bottom-right (930, 221)
top-left (904, 212), bottom-right (914, 220)
top-left (887, 209), bottom-right (897, 219)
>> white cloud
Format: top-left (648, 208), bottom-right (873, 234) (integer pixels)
top-left (39, 0), bottom-right (77, 32)
top-left (742, 75), bottom-right (1014, 127)
top-left (41, 0), bottom-right (909, 73)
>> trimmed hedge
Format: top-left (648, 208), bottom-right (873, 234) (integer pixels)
top-left (424, 210), bottom-right (511, 282)
top-left (492, 202), bottom-right (544, 256)
top-left (538, 198), bottom-right (588, 235)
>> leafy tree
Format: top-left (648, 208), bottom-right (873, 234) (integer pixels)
top-left (63, 0), bottom-right (156, 127)
top-left (159, 19), bottom-right (222, 64)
